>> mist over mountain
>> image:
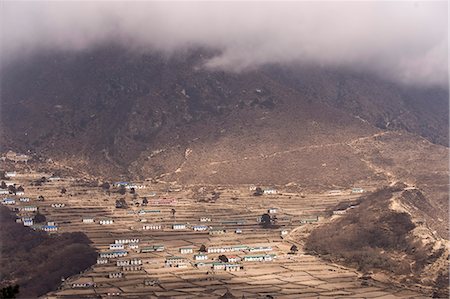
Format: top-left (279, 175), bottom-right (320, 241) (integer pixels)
top-left (1, 1), bottom-right (448, 87)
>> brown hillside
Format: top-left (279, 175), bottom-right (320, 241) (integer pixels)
top-left (0, 46), bottom-right (447, 183)
top-left (305, 186), bottom-right (449, 297)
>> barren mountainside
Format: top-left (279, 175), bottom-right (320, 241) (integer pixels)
top-left (1, 47), bottom-right (447, 183)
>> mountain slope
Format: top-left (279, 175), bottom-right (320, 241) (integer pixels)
top-left (0, 46), bottom-right (448, 285)
top-left (1, 46), bottom-right (447, 182)
top-left (305, 185), bottom-right (449, 297)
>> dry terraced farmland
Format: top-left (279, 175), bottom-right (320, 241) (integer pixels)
top-left (4, 172), bottom-right (427, 298)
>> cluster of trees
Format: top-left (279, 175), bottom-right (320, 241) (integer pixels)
top-left (0, 206), bottom-right (97, 298)
top-left (32, 177), bottom-right (47, 186)
top-left (0, 285), bottom-right (19, 299)
top-left (289, 245), bottom-right (298, 254)
top-left (115, 198), bottom-right (128, 209)
top-left (210, 192), bottom-right (220, 201)
top-left (218, 255), bottom-right (228, 263)
top-left (253, 187), bottom-right (264, 196)
top-left (100, 182), bottom-right (110, 190)
top-left (115, 185), bottom-right (138, 195)
top-left (0, 183), bottom-right (25, 195)
top-left (259, 213), bottom-right (278, 228)
top-left (33, 212), bottom-right (46, 224)
top-left (4, 185), bottom-right (24, 195)
top-left (117, 185), bottom-right (126, 195)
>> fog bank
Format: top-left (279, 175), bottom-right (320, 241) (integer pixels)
top-left (1, 1), bottom-right (448, 87)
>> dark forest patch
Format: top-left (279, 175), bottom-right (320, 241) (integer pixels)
top-left (0, 206), bottom-right (97, 298)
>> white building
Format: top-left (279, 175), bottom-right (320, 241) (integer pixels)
top-left (194, 254), bottom-right (208, 261)
top-left (110, 244), bottom-right (125, 250)
top-left (207, 245), bottom-right (248, 254)
top-left (2, 198), bottom-right (15, 205)
top-left (264, 189), bottom-right (278, 195)
top-left (48, 176), bottom-right (61, 181)
top-left (51, 203), bottom-right (65, 208)
top-left (21, 206), bottom-right (37, 212)
top-left (99, 251), bottom-right (128, 258)
top-left (97, 258), bottom-right (108, 264)
top-left (19, 197), bottom-right (30, 202)
top-left (5, 172), bottom-right (17, 177)
top-left (0, 190), bottom-right (9, 195)
top-left (99, 219), bottom-right (114, 225)
top-left (209, 228), bottom-right (226, 235)
top-left (172, 224), bottom-right (186, 230)
top-left (42, 225), bottom-right (58, 232)
top-left (180, 247), bottom-right (194, 254)
top-left (23, 219), bottom-right (33, 226)
top-left (117, 260), bottom-right (128, 266)
top-left (115, 238), bottom-right (139, 244)
top-left (352, 187), bottom-right (365, 193)
top-left (228, 256), bottom-right (241, 263)
top-left (243, 254), bottom-right (276, 262)
top-left (15, 191), bottom-right (24, 196)
top-left (143, 224), bottom-right (162, 230)
top-left (72, 282), bottom-right (95, 288)
top-left (225, 264), bottom-right (241, 272)
top-left (212, 263), bottom-right (226, 270)
top-left (268, 208), bottom-right (278, 214)
top-left (130, 259), bottom-right (142, 265)
top-left (333, 210), bottom-right (347, 215)
top-left (106, 292), bottom-right (121, 297)
top-left (193, 225), bottom-right (208, 231)
top-left (122, 265), bottom-right (142, 271)
top-left (125, 184), bottom-right (145, 190)
top-left (114, 182), bottom-right (129, 188)
top-left (165, 257), bottom-right (187, 266)
top-left (280, 230), bottom-right (289, 237)
top-left (200, 217), bottom-right (211, 222)
top-left (129, 242), bottom-right (139, 250)
top-left (108, 272), bottom-right (123, 279)
top-left (83, 218), bottom-right (95, 223)
top-left (140, 245), bottom-right (164, 253)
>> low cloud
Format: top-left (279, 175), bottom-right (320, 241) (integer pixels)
top-left (1, 1), bottom-right (448, 87)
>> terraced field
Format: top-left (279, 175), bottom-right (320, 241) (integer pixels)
top-left (5, 172), bottom-right (427, 298)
